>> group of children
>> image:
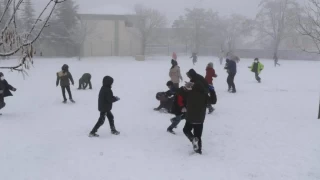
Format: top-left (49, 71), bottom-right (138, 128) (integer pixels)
top-left (55, 64), bottom-right (120, 136)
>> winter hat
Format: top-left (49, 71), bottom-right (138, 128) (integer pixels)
top-left (62, 64), bottom-right (69, 71)
top-left (103, 76), bottom-right (114, 87)
top-left (186, 69), bottom-right (197, 79)
top-left (207, 62), bottom-right (214, 68)
top-left (166, 81), bottom-right (174, 87)
top-left (254, 58), bottom-right (259, 61)
top-left (171, 59), bottom-right (177, 66)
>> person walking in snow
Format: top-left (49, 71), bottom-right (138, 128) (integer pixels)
top-left (78, 73), bottom-right (92, 90)
top-left (89, 76), bottom-right (120, 137)
top-left (249, 58), bottom-right (264, 83)
top-left (167, 86), bottom-right (188, 134)
top-left (56, 64), bottom-right (75, 103)
top-left (224, 57), bottom-right (237, 93)
top-left (183, 69), bottom-right (208, 154)
top-left (190, 52), bottom-right (198, 65)
top-left (0, 72), bottom-right (16, 114)
top-left (169, 59), bottom-right (183, 89)
top-left (205, 62), bottom-right (217, 114)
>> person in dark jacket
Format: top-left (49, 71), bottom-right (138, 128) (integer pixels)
top-left (167, 86), bottom-right (188, 134)
top-left (154, 81), bottom-right (177, 112)
top-left (190, 52), bottom-right (198, 65)
top-left (89, 76), bottom-right (120, 137)
top-left (184, 70), bottom-right (208, 154)
top-left (78, 73), bottom-right (92, 90)
top-left (0, 72), bottom-right (16, 113)
top-left (56, 64), bottom-right (75, 103)
top-left (224, 59), bottom-right (237, 93)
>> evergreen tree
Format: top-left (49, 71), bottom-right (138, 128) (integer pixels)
top-left (50, 0), bottom-right (79, 56)
top-left (21, 0), bottom-right (35, 34)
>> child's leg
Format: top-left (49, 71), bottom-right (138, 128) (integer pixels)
top-left (66, 86), bottom-right (73, 99)
top-left (90, 112), bottom-right (106, 134)
top-left (106, 111), bottom-right (116, 131)
top-left (168, 115), bottom-right (182, 131)
top-left (183, 121), bottom-right (194, 141)
top-left (78, 79), bottom-right (82, 89)
top-left (61, 86), bottom-right (67, 101)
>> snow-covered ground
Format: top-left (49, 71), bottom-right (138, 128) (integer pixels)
top-left (0, 56), bottom-right (319, 180)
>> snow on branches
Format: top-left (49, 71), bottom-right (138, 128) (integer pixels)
top-left (0, 0), bottom-right (65, 75)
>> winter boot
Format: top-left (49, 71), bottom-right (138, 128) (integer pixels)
top-left (89, 132), bottom-right (99, 137)
top-left (192, 137), bottom-right (199, 151)
top-left (195, 149), bottom-right (202, 154)
top-left (69, 99), bottom-right (75, 103)
top-left (111, 129), bottom-right (120, 135)
top-left (167, 128), bottom-right (176, 135)
top-left (62, 99), bottom-right (67, 103)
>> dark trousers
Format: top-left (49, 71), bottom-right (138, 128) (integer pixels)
top-left (227, 73), bottom-right (236, 91)
top-left (255, 72), bottom-right (261, 82)
top-left (91, 111), bottom-right (116, 134)
top-left (183, 122), bottom-right (203, 150)
top-left (0, 96), bottom-right (5, 110)
top-left (79, 80), bottom-right (92, 89)
top-left (61, 86), bottom-right (72, 100)
top-left (168, 114), bottom-right (185, 130)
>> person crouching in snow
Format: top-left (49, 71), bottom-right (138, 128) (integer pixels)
top-left (167, 86), bottom-right (188, 134)
top-left (78, 73), bottom-right (92, 90)
top-left (249, 58), bottom-right (264, 83)
top-left (0, 72), bottom-right (16, 114)
top-left (89, 76), bottom-right (120, 137)
top-left (154, 81), bottom-right (177, 113)
top-left (169, 60), bottom-right (183, 88)
top-left (56, 64), bottom-right (75, 103)
top-left (205, 62), bottom-right (217, 114)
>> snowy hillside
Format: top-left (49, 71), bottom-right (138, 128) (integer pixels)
top-left (0, 56), bottom-right (319, 180)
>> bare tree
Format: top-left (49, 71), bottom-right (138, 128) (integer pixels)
top-left (256, 0), bottom-right (299, 66)
top-left (0, 0), bottom-right (65, 76)
top-left (297, 0), bottom-right (320, 53)
top-left (134, 4), bottom-right (166, 55)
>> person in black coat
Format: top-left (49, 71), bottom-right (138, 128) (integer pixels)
top-left (183, 69), bottom-right (208, 154)
top-left (154, 81), bottom-right (177, 113)
top-left (224, 59), bottom-right (237, 93)
top-left (89, 76), bottom-right (120, 137)
top-left (167, 86), bottom-right (188, 134)
top-left (0, 72), bottom-right (16, 113)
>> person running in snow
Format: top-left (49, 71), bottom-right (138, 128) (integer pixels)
top-left (78, 73), bottom-right (92, 90)
top-left (89, 76), bottom-right (120, 137)
top-left (205, 62), bottom-right (217, 114)
top-left (169, 60), bottom-right (183, 88)
top-left (154, 81), bottom-right (177, 113)
top-left (0, 72), bottom-right (16, 114)
top-left (56, 64), bottom-right (75, 103)
top-left (190, 52), bottom-right (198, 65)
top-left (249, 58), bottom-right (264, 83)
top-left (184, 70), bottom-right (208, 154)
top-left (224, 58), bottom-right (237, 93)
top-left (167, 86), bottom-right (188, 134)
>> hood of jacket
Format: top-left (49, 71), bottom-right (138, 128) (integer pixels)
top-left (187, 69), bottom-right (197, 80)
top-left (103, 76), bottom-right (113, 87)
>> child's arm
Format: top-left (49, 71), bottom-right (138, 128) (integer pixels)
top-left (56, 73), bottom-right (60, 86)
top-left (68, 72), bottom-right (74, 85)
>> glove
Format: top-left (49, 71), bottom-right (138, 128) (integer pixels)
top-left (12, 88), bottom-right (17, 91)
top-left (115, 96), bottom-right (120, 101)
top-left (181, 107), bottom-right (187, 113)
top-left (154, 108), bottom-right (159, 111)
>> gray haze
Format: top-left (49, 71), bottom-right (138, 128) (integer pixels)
top-left (33, 0), bottom-right (307, 22)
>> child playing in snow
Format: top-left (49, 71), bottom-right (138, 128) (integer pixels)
top-left (0, 72), bottom-right (17, 114)
top-left (205, 62), bottom-right (217, 114)
top-left (249, 58), bottom-right (264, 83)
top-left (167, 86), bottom-right (188, 134)
top-left (154, 81), bottom-right (177, 113)
top-left (89, 76), bottom-right (120, 137)
top-left (56, 64), bottom-right (75, 103)
top-left (78, 73), bottom-right (92, 90)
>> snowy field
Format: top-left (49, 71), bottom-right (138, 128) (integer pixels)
top-left (0, 56), bottom-right (319, 180)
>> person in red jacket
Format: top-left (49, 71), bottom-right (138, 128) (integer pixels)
top-left (205, 62), bottom-right (217, 85)
top-left (205, 62), bottom-right (217, 114)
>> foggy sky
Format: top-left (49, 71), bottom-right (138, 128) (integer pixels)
top-left (33, 0), bottom-right (307, 22)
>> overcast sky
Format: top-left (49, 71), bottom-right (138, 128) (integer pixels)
top-left (33, 0), bottom-right (306, 22)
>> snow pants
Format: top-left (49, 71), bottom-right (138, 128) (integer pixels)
top-left (255, 72), bottom-right (261, 82)
top-left (183, 122), bottom-right (203, 150)
top-left (61, 86), bottom-right (72, 101)
top-left (227, 73), bottom-right (236, 92)
top-left (91, 111), bottom-right (116, 134)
